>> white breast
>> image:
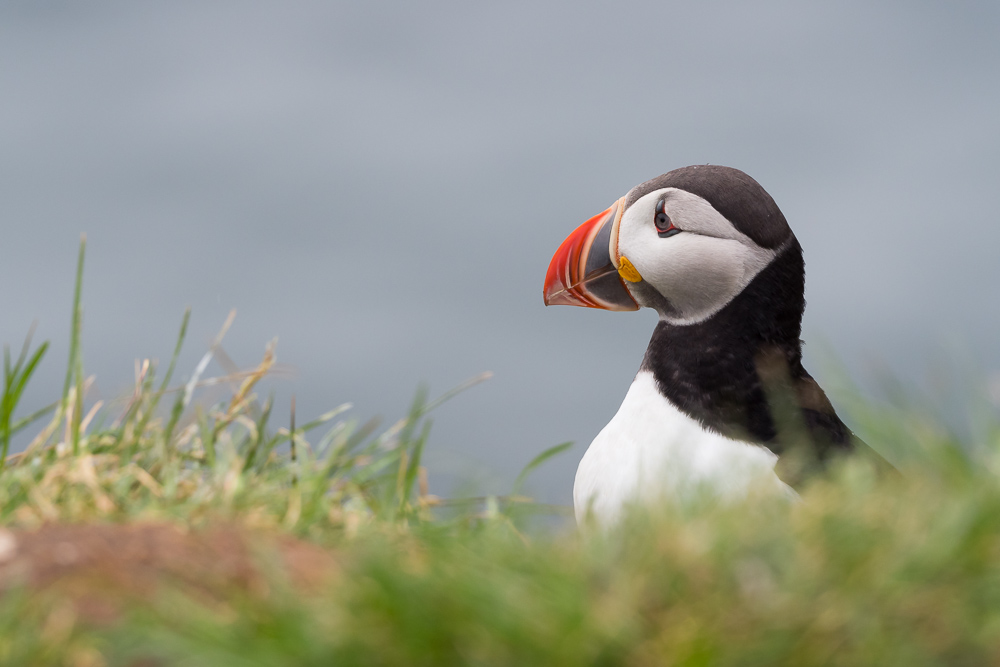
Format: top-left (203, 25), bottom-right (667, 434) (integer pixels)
top-left (573, 370), bottom-right (791, 525)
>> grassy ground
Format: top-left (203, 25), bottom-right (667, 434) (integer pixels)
top-left (1, 239), bottom-right (999, 666)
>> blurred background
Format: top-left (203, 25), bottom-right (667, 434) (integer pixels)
top-left (1, 1), bottom-right (997, 504)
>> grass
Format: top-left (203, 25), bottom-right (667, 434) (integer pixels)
top-left (0, 238), bottom-right (998, 665)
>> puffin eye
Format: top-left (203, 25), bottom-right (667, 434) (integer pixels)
top-left (654, 198), bottom-right (681, 238)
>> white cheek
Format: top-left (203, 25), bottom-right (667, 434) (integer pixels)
top-left (640, 235), bottom-right (743, 308)
top-left (615, 188), bottom-right (782, 323)
top-left (661, 237), bottom-right (745, 305)
top-left (621, 231), bottom-right (771, 322)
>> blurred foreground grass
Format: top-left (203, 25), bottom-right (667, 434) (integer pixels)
top-left (0, 239), bottom-right (999, 666)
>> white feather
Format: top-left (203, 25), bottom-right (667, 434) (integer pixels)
top-left (617, 188), bottom-right (783, 325)
top-left (573, 371), bottom-right (791, 525)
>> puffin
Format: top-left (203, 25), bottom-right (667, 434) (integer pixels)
top-left (543, 165), bottom-right (856, 524)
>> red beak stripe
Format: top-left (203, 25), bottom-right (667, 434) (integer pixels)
top-left (543, 199), bottom-right (638, 311)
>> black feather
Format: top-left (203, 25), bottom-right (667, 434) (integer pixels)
top-left (639, 231), bottom-right (854, 461)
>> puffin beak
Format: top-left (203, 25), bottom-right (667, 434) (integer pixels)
top-left (543, 197), bottom-right (639, 311)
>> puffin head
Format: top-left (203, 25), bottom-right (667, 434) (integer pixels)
top-left (544, 165), bottom-right (797, 325)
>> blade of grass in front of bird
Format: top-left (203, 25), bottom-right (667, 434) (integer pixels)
top-left (164, 310), bottom-right (234, 453)
top-left (133, 308), bottom-right (191, 447)
top-left (421, 371), bottom-right (492, 414)
top-left (396, 385), bottom-right (427, 454)
top-left (0, 341), bottom-right (50, 464)
top-left (242, 394), bottom-right (274, 471)
top-left (400, 419), bottom-right (431, 517)
top-left (71, 328), bottom-right (84, 454)
top-left (2, 346), bottom-right (14, 463)
top-left (260, 404), bottom-right (355, 475)
top-left (319, 416), bottom-right (379, 483)
top-left (512, 441), bottom-right (574, 496)
top-left (302, 421), bottom-right (356, 512)
top-left (295, 404), bottom-right (353, 438)
top-left (289, 394), bottom-right (297, 486)
top-left (60, 235), bottom-right (86, 455)
top-left (124, 360), bottom-right (157, 459)
top-left (196, 405), bottom-right (214, 467)
top-left (162, 390), bottom-right (186, 454)
top-left (379, 388), bottom-right (428, 518)
top-left (0, 347), bottom-right (11, 464)
top-left (9, 401), bottom-right (58, 439)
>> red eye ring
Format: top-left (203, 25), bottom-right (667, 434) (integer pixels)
top-left (654, 198), bottom-right (681, 238)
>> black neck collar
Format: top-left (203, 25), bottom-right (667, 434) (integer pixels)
top-left (639, 239), bottom-right (851, 458)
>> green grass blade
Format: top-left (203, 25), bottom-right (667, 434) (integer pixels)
top-left (243, 394), bottom-right (274, 471)
top-left (55, 235), bottom-right (88, 455)
top-left (400, 419), bottom-right (431, 515)
top-left (293, 405), bottom-right (352, 436)
top-left (72, 329), bottom-right (84, 455)
top-left (512, 441), bottom-right (574, 495)
top-left (196, 406), bottom-right (214, 467)
top-left (157, 308), bottom-right (192, 398)
top-left (9, 401), bottom-right (58, 438)
top-left (164, 312), bottom-right (231, 453)
top-left (61, 235), bottom-right (86, 437)
top-left (0, 338), bottom-right (49, 465)
top-left (162, 390), bottom-right (186, 453)
top-left (9, 343), bottom-right (48, 413)
top-left (134, 309), bottom-right (191, 445)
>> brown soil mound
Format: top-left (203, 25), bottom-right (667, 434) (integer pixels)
top-left (0, 523), bottom-right (338, 623)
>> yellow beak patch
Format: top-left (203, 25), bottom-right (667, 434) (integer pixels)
top-left (617, 256), bottom-right (642, 283)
